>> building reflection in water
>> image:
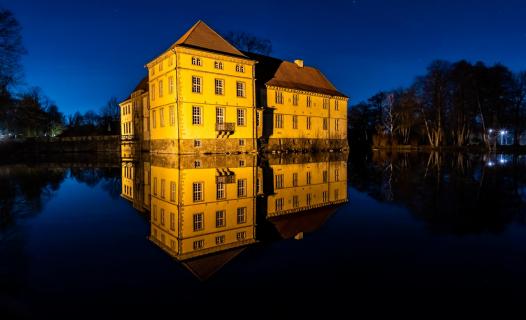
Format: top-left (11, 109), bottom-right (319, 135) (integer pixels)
top-left (121, 151), bottom-right (348, 280)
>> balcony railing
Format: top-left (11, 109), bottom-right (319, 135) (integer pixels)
top-left (121, 134), bottom-right (137, 141)
top-left (215, 122), bottom-right (235, 132)
top-left (216, 168), bottom-right (236, 184)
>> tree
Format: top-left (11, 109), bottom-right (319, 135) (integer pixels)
top-left (223, 31), bottom-right (272, 55)
top-left (100, 97), bottom-right (120, 132)
top-left (0, 8), bottom-right (26, 96)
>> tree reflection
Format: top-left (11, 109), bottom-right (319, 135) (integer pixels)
top-left (349, 151), bottom-right (526, 235)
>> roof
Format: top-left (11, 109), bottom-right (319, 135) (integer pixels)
top-left (181, 247), bottom-right (247, 281)
top-left (245, 52), bottom-right (347, 98)
top-left (120, 76), bottom-right (148, 104)
top-left (170, 20), bottom-right (248, 59)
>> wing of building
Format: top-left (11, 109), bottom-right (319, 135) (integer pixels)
top-left (119, 20), bottom-right (348, 154)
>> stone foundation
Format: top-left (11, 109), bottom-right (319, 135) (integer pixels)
top-left (150, 138), bottom-right (257, 154)
top-left (265, 138), bottom-right (349, 152)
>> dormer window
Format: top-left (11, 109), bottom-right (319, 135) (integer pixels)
top-left (214, 61), bottom-right (224, 70)
top-left (235, 64), bottom-right (245, 73)
top-left (192, 57), bottom-right (202, 66)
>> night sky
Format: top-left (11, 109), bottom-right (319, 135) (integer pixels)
top-left (5, 0), bottom-right (526, 114)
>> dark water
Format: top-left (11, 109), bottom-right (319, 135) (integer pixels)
top-left (1, 151), bottom-right (526, 317)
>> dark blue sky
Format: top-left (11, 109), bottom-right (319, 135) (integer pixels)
top-left (5, 0), bottom-right (526, 114)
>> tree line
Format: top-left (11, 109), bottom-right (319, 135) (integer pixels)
top-left (349, 60), bottom-right (526, 149)
top-left (0, 7), bottom-right (119, 139)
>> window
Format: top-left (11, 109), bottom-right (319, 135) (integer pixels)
top-left (159, 108), bottom-right (165, 127)
top-left (292, 115), bottom-right (298, 129)
top-left (239, 139), bottom-right (245, 146)
top-left (216, 182), bottom-right (225, 200)
top-left (153, 177), bottom-right (158, 196)
top-left (192, 57), bottom-right (202, 66)
top-left (239, 160), bottom-right (245, 167)
top-left (194, 139), bottom-right (201, 147)
top-left (307, 96), bottom-right (312, 107)
top-left (335, 119), bottom-right (339, 131)
top-left (159, 80), bottom-right (163, 97)
top-left (306, 171), bottom-right (312, 185)
top-left (236, 81), bottom-right (245, 97)
top-left (215, 107), bottom-right (225, 124)
top-left (275, 91), bottom-right (283, 104)
top-left (235, 64), bottom-right (244, 72)
top-left (307, 117), bottom-right (312, 130)
top-left (192, 76), bottom-right (202, 93)
top-left (215, 79), bottom-right (224, 95)
top-left (323, 118), bottom-right (328, 130)
top-left (193, 239), bottom-right (204, 250)
top-left (216, 210), bottom-right (226, 228)
top-left (292, 173), bottom-right (298, 187)
top-left (275, 198), bottom-right (284, 211)
top-left (151, 84), bottom-right (156, 100)
top-left (335, 100), bottom-right (339, 111)
top-left (168, 76), bottom-right (174, 94)
top-left (323, 170), bottom-right (328, 183)
top-left (193, 213), bottom-right (204, 231)
top-left (152, 110), bottom-right (157, 128)
top-left (192, 106), bottom-right (202, 125)
top-left (151, 65), bottom-right (155, 76)
top-left (152, 205), bottom-right (157, 221)
top-left (216, 235), bottom-right (225, 245)
top-left (237, 179), bottom-right (247, 197)
top-left (169, 105), bottom-right (175, 126)
top-left (306, 193), bottom-right (312, 206)
top-left (159, 60), bottom-right (163, 71)
top-left (193, 182), bottom-right (203, 202)
top-left (236, 231), bottom-right (246, 241)
top-left (323, 191), bottom-right (328, 202)
top-left (170, 212), bottom-right (175, 231)
top-left (275, 114), bottom-right (283, 129)
top-left (335, 169), bottom-right (340, 181)
top-left (194, 160), bottom-right (201, 168)
top-left (237, 207), bottom-right (247, 224)
top-left (160, 208), bottom-right (165, 226)
top-left (170, 182), bottom-right (176, 202)
top-left (237, 108), bottom-right (246, 126)
top-left (160, 179), bottom-right (165, 198)
top-left (214, 61), bottom-right (223, 70)
top-left (293, 94), bottom-right (299, 106)
top-left (323, 98), bottom-right (329, 109)
top-left (293, 195), bottom-right (299, 208)
top-left (275, 174), bottom-right (284, 189)
top-left (334, 189), bottom-right (340, 200)
top-left (170, 239), bottom-right (175, 249)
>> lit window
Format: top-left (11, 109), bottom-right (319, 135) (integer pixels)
top-left (192, 57), bottom-right (202, 66)
top-left (216, 210), bottom-right (226, 228)
top-left (237, 108), bottom-right (246, 126)
top-left (192, 76), bottom-right (202, 93)
top-left (275, 91), bottom-right (283, 104)
top-left (168, 76), bottom-right (174, 94)
top-left (216, 182), bottom-right (225, 200)
top-left (193, 213), bottom-right (204, 231)
top-left (159, 108), bottom-right (165, 127)
top-left (215, 79), bottom-right (224, 95)
top-left (170, 182), bottom-right (176, 202)
top-left (236, 81), bottom-right (245, 97)
top-left (193, 182), bottom-right (203, 202)
top-left (192, 106), bottom-right (202, 125)
top-left (237, 207), bottom-right (247, 224)
top-left (237, 179), bottom-right (247, 197)
top-left (275, 114), bottom-right (283, 129)
top-left (214, 61), bottom-right (223, 70)
top-left (275, 174), bottom-right (284, 189)
top-left (169, 105), bottom-right (175, 126)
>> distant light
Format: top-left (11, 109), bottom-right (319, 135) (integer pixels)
top-left (489, 129), bottom-right (494, 133)
top-left (500, 129), bottom-right (507, 135)
top-left (487, 161), bottom-right (495, 167)
top-left (499, 159), bottom-right (507, 164)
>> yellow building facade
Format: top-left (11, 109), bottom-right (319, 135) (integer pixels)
top-left (120, 20), bottom-right (348, 154)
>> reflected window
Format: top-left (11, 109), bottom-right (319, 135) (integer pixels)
top-left (323, 170), bottom-right (328, 183)
top-left (323, 191), bottom-right (328, 202)
top-left (160, 208), bottom-right (165, 226)
top-left (293, 195), bottom-right (299, 208)
top-left (193, 213), bottom-right (204, 231)
top-left (334, 189), bottom-right (339, 200)
top-left (275, 198), bottom-right (284, 211)
top-left (292, 115), bottom-right (298, 129)
top-left (194, 160), bottom-right (201, 168)
top-left (292, 173), bottom-right (298, 187)
top-left (153, 205), bottom-right (157, 221)
top-left (153, 177), bottom-right (158, 196)
top-left (170, 212), bottom-right (175, 231)
top-left (236, 231), bottom-right (246, 241)
top-left (275, 174), bottom-right (284, 189)
top-left (306, 172), bottom-right (312, 185)
top-left (169, 105), bottom-right (175, 126)
top-left (170, 182), bottom-right (176, 202)
top-left (160, 179), bottom-right (165, 198)
top-left (216, 235), bottom-right (225, 245)
top-left (335, 169), bottom-right (339, 181)
top-left (193, 239), bottom-right (204, 250)
top-left (306, 193), bottom-right (312, 206)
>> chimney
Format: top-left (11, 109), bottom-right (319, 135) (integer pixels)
top-left (294, 59), bottom-right (304, 68)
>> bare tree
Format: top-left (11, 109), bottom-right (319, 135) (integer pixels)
top-left (223, 31), bottom-right (272, 55)
top-left (0, 8), bottom-right (26, 95)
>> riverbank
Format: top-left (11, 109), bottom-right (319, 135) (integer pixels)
top-left (371, 144), bottom-right (526, 153)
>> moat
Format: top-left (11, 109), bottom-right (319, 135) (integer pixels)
top-left (1, 151), bottom-right (526, 317)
